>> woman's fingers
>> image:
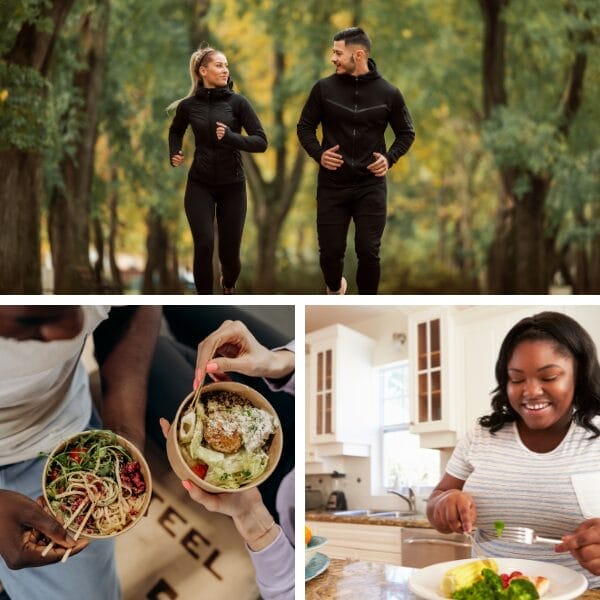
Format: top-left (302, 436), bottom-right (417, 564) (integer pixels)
top-left (159, 417), bottom-right (171, 439)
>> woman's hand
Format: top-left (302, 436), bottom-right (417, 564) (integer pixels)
top-left (556, 518), bottom-right (600, 575)
top-left (428, 488), bottom-right (477, 534)
top-left (193, 320), bottom-right (294, 389)
top-left (171, 150), bottom-right (185, 166)
top-left (0, 491), bottom-right (88, 569)
top-left (159, 418), bottom-right (279, 551)
top-left (216, 121), bottom-right (228, 140)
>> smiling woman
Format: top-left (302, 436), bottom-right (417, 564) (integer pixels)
top-left (167, 43), bottom-right (268, 295)
top-left (426, 311), bottom-right (600, 589)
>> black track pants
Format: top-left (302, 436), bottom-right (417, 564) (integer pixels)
top-left (316, 181), bottom-right (387, 294)
top-left (184, 179), bottom-right (247, 294)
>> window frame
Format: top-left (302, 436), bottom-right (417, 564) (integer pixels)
top-left (376, 359), bottom-right (440, 494)
top-left (378, 359), bottom-right (410, 491)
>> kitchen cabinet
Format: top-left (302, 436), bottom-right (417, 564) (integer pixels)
top-left (306, 325), bottom-right (375, 458)
top-left (306, 520), bottom-right (402, 564)
top-left (408, 308), bottom-right (459, 447)
top-left (455, 304), bottom-right (600, 433)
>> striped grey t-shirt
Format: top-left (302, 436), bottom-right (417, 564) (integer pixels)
top-left (446, 418), bottom-right (600, 587)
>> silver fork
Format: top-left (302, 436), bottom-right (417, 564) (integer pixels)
top-left (465, 531), bottom-right (489, 559)
top-left (481, 526), bottom-right (561, 546)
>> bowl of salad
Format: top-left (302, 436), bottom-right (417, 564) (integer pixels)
top-left (42, 429), bottom-right (151, 539)
top-left (166, 381), bottom-right (282, 493)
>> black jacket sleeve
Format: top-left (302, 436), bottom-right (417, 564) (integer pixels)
top-left (220, 96), bottom-right (267, 153)
top-left (168, 100), bottom-right (189, 165)
top-left (384, 88), bottom-right (415, 167)
top-left (296, 82), bottom-right (325, 164)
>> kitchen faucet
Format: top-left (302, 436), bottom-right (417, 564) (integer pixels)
top-left (387, 487), bottom-right (417, 513)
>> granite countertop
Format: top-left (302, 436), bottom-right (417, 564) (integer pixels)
top-left (305, 558), bottom-right (600, 599)
top-left (305, 510), bottom-right (432, 528)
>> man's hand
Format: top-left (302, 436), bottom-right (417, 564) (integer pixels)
top-left (193, 320), bottom-right (294, 388)
top-left (171, 150), bottom-right (185, 167)
top-left (0, 491), bottom-right (88, 569)
top-left (367, 152), bottom-right (389, 176)
top-left (320, 144), bottom-right (344, 170)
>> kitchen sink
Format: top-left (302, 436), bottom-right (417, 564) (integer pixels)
top-left (332, 509), bottom-right (422, 519)
top-left (367, 511), bottom-right (421, 519)
top-left (332, 509), bottom-right (372, 516)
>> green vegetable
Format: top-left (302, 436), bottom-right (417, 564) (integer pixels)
top-left (506, 579), bottom-right (538, 600)
top-left (494, 520), bottom-right (505, 537)
top-left (45, 429), bottom-right (133, 496)
top-left (482, 569), bottom-right (503, 593)
top-left (451, 568), bottom-right (539, 600)
top-left (204, 448), bottom-right (268, 489)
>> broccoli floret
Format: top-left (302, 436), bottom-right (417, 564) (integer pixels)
top-left (452, 580), bottom-right (497, 599)
top-left (481, 568), bottom-right (504, 593)
top-left (494, 520), bottom-right (505, 537)
top-left (507, 579), bottom-right (539, 600)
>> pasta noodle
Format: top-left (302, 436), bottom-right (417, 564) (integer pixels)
top-left (44, 430), bottom-right (147, 537)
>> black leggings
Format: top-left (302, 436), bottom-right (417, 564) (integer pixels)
top-left (184, 179), bottom-right (247, 293)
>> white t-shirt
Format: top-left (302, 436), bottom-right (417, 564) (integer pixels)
top-left (447, 418), bottom-right (600, 586)
top-left (0, 306), bottom-right (110, 465)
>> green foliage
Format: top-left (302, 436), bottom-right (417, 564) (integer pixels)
top-left (0, 62), bottom-right (49, 151)
top-left (0, 0), bottom-right (53, 54)
top-left (3, 0), bottom-right (598, 291)
top-left (482, 107), bottom-right (566, 177)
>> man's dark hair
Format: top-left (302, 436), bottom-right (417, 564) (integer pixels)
top-left (333, 27), bottom-right (371, 52)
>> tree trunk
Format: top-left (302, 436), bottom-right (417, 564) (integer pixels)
top-left (92, 215), bottom-right (104, 286)
top-left (48, 0), bottom-right (110, 293)
top-left (188, 0), bottom-right (210, 47)
top-left (246, 41), bottom-right (308, 292)
top-left (107, 173), bottom-right (124, 291)
top-left (0, 0), bottom-right (74, 293)
top-left (513, 174), bottom-right (551, 292)
top-left (590, 235), bottom-right (600, 292)
top-left (0, 152), bottom-right (44, 292)
top-left (480, 0), bottom-right (590, 293)
top-left (142, 211), bottom-right (182, 293)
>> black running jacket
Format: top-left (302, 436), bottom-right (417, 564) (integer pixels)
top-left (297, 59), bottom-right (415, 187)
top-left (168, 81), bottom-right (267, 185)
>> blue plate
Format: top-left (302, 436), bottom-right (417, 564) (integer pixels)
top-left (306, 535), bottom-right (327, 552)
top-left (305, 552), bottom-right (330, 582)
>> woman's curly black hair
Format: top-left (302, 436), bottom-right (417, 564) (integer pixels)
top-left (479, 311), bottom-right (600, 437)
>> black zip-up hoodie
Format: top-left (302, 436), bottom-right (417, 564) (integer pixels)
top-left (297, 59), bottom-right (415, 187)
top-left (168, 80), bottom-right (267, 185)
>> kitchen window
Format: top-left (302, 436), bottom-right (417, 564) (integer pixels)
top-left (380, 361), bottom-right (440, 489)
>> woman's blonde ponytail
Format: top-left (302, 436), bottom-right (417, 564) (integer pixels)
top-left (166, 43), bottom-right (217, 114)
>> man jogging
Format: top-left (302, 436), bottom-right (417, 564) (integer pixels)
top-left (297, 27), bottom-right (415, 294)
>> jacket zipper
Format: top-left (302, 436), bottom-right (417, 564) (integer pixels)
top-left (353, 77), bottom-right (358, 184)
top-left (207, 90), bottom-right (217, 182)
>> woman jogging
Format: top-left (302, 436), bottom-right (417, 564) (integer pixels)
top-left (168, 45), bottom-right (267, 294)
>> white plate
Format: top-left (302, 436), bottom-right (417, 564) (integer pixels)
top-left (305, 552), bottom-right (330, 582)
top-left (408, 558), bottom-right (588, 600)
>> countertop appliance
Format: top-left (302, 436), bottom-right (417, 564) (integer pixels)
top-left (306, 488), bottom-right (323, 511)
top-left (326, 490), bottom-right (347, 511)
